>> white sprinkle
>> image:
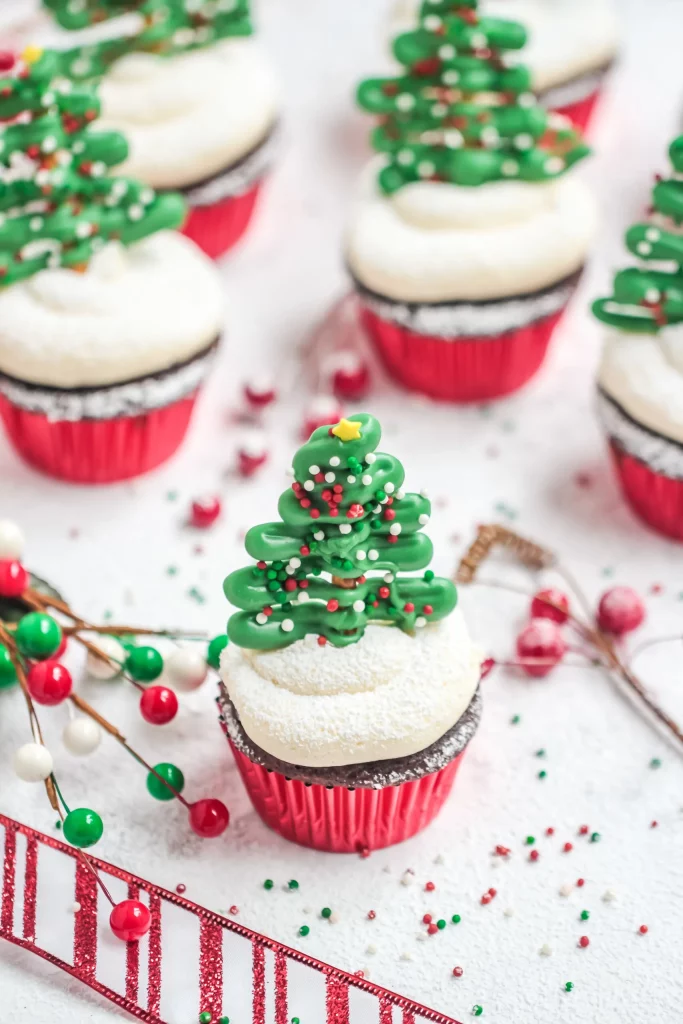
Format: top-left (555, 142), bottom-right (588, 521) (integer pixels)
top-left (385, 482), bottom-right (395, 494)
top-left (559, 884), bottom-right (573, 898)
top-left (339, 524), bottom-right (352, 535)
top-left (400, 871), bottom-right (413, 886)
top-left (645, 228), bottom-right (661, 242)
top-left (368, 550), bottom-right (379, 562)
top-left (518, 92), bottom-right (536, 108)
top-left (442, 70), bottom-right (460, 85)
top-left (356, 551), bottom-right (366, 560)
top-left (347, 475), bottom-right (357, 483)
top-left (373, 505), bottom-right (382, 514)
top-left (415, 617), bottom-right (427, 628)
top-left (297, 592), bottom-right (310, 604)
top-left (433, 853), bottom-right (445, 865)
top-left (366, 454), bottom-right (376, 464)
top-left (400, 951), bottom-right (414, 962)
top-left (314, 531), bottom-right (325, 541)
top-left (384, 573), bottom-right (394, 583)
top-left (503, 907), bottom-right (515, 918)
top-left (419, 514), bottom-right (430, 526)
top-left (329, 456), bottom-right (340, 467)
top-left (637, 242), bottom-right (652, 256)
top-left (29, 217), bottom-right (43, 231)
top-left (397, 149), bottom-right (415, 166)
top-left (353, 599), bottom-right (365, 612)
top-left (281, 619), bottom-right (294, 633)
top-left (303, 480), bottom-right (315, 491)
top-left (325, 472), bottom-right (336, 483)
top-left (438, 44), bottom-right (455, 59)
top-left (71, 902), bottom-right (81, 913)
top-left (514, 133), bottom-right (534, 150)
top-left (423, 14), bottom-right (441, 30)
top-left (90, 161), bottom-right (106, 177)
top-left (389, 523), bottom-right (402, 536)
top-left (602, 889), bottom-right (617, 903)
top-left (362, 474), bottom-right (373, 485)
top-left (539, 944), bottom-right (552, 957)
top-left (396, 489), bottom-right (405, 500)
top-left (418, 160), bottom-right (436, 178)
top-left (289, 558), bottom-right (301, 569)
top-left (366, 944), bottom-right (377, 955)
top-left (396, 94), bottom-right (416, 112)
top-left (481, 126), bottom-right (500, 148)
top-left (128, 203), bottom-right (144, 221)
top-left (545, 157), bottom-right (565, 174)
top-left (256, 613), bottom-right (268, 625)
top-left (309, 465), bottom-right (320, 474)
top-left (416, 932), bottom-right (428, 942)
top-left (420, 488), bottom-right (429, 498)
top-left (432, 103), bottom-right (447, 118)
top-left (329, 912), bottom-right (340, 923)
top-left (75, 221), bottom-right (92, 239)
top-left (502, 160), bottom-right (519, 177)
top-left (285, 566), bottom-right (296, 575)
top-left (444, 130), bottom-right (464, 150)
top-left (41, 136), bottom-right (57, 153)
top-left (470, 31), bottom-right (487, 48)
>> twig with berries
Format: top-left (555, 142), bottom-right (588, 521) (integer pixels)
top-left (457, 524), bottom-right (683, 751)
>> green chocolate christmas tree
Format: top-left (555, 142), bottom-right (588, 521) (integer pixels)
top-left (593, 135), bottom-right (683, 333)
top-left (357, 0), bottom-right (589, 194)
top-left (224, 414), bottom-right (457, 650)
top-left (43, 0), bottom-right (252, 81)
top-left (0, 47), bottom-right (185, 285)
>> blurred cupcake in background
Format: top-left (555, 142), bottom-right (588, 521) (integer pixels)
top-left (0, 49), bottom-right (223, 484)
top-left (593, 136), bottom-right (683, 542)
top-left (389, 0), bottom-right (619, 132)
top-left (42, 0), bottom-right (280, 259)
top-left (347, 1), bottom-right (597, 403)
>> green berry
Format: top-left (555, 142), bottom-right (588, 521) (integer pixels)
top-left (267, 581), bottom-right (280, 592)
top-left (15, 612), bottom-right (62, 660)
top-left (0, 644), bottom-right (17, 689)
top-left (263, 879), bottom-right (274, 890)
top-left (650, 757), bottom-right (662, 769)
top-left (452, 914), bottom-right (461, 924)
top-left (437, 919), bottom-right (446, 930)
top-left (146, 763), bottom-right (184, 801)
top-left (321, 907), bottom-right (332, 919)
top-left (510, 714), bottom-right (521, 724)
top-left (423, 570), bottom-right (434, 582)
top-left (63, 808), bottom-right (103, 849)
top-left (298, 925), bottom-right (309, 936)
top-left (535, 749), bottom-right (546, 757)
top-left (580, 910), bottom-right (589, 921)
top-left (538, 770), bottom-right (547, 779)
top-left (525, 835), bottom-right (535, 845)
top-left (218, 1018), bottom-right (230, 1024)
top-left (564, 982), bottom-right (574, 992)
top-left (291, 1018), bottom-right (300, 1024)
top-left (199, 1014), bottom-right (212, 1024)
top-left (288, 879), bottom-right (299, 890)
top-left (590, 832), bottom-right (601, 843)
top-left (207, 634), bottom-right (229, 669)
top-left (472, 1006), bottom-right (483, 1017)
top-left (126, 646), bottom-right (163, 682)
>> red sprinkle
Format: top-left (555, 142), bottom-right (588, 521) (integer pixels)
top-left (546, 827), bottom-right (555, 836)
top-left (425, 881), bottom-right (436, 892)
top-left (423, 913), bottom-right (433, 924)
top-left (452, 966), bottom-right (463, 978)
top-left (257, 561), bottom-right (267, 569)
top-left (488, 888), bottom-right (497, 897)
top-left (367, 910), bottom-right (376, 920)
top-left (403, 603), bottom-right (415, 613)
top-left (481, 893), bottom-right (492, 905)
top-left (378, 586), bottom-right (390, 599)
top-left (529, 849), bottom-right (539, 862)
top-left (650, 820), bottom-right (658, 828)
top-left (427, 923), bottom-right (439, 935)
top-left (300, 546), bottom-right (310, 556)
top-left (564, 842), bottom-right (573, 853)
top-left (494, 845), bottom-right (510, 857)
top-left (283, 579), bottom-right (297, 592)
top-left (317, 636), bottom-right (327, 646)
top-left (639, 925), bottom-right (648, 935)
top-left (423, 604), bottom-right (433, 615)
top-left (175, 884), bottom-right (186, 894)
top-left (310, 509), bottom-right (321, 519)
top-left (327, 599), bottom-right (339, 612)
top-left (578, 936), bottom-right (590, 948)
top-left (579, 825), bottom-right (589, 835)
top-left (229, 905), bottom-right (239, 915)
top-left (576, 878), bottom-right (585, 888)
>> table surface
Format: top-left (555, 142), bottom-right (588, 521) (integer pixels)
top-left (2, 1), bottom-right (683, 1022)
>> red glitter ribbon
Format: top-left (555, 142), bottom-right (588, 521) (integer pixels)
top-left (0, 814), bottom-right (459, 1024)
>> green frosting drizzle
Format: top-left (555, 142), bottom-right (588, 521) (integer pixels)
top-left (0, 48), bottom-right (185, 286)
top-left (43, 0), bottom-right (252, 81)
top-left (224, 413), bottom-right (457, 650)
top-left (593, 134), bottom-right (683, 333)
top-left (357, 0), bottom-right (590, 193)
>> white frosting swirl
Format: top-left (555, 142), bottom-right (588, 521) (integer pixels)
top-left (390, 0), bottom-right (619, 93)
top-left (220, 610), bottom-right (482, 769)
top-left (0, 232), bottom-right (224, 388)
top-left (346, 158), bottom-right (597, 302)
top-left (97, 39), bottom-right (279, 189)
top-left (598, 328), bottom-right (683, 445)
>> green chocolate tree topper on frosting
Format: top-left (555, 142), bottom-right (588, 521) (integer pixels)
top-left (43, 0), bottom-right (252, 81)
top-left (0, 46), bottom-right (184, 285)
top-left (593, 135), bottom-right (683, 333)
top-left (224, 414), bottom-right (457, 650)
top-left (357, 0), bottom-right (589, 194)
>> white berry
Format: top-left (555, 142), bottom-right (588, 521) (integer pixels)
top-left (368, 550), bottom-right (379, 561)
top-left (329, 456), bottom-right (340, 467)
top-left (325, 472), bottom-right (336, 483)
top-left (365, 454), bottom-right (376, 464)
top-left (63, 717), bottom-right (101, 757)
top-left (281, 619), bottom-right (294, 633)
top-left (356, 550), bottom-right (366, 560)
top-left (86, 635), bottom-right (125, 679)
top-left (256, 613), bottom-right (268, 625)
top-left (309, 465), bottom-right (320, 474)
top-left (419, 514), bottom-right (430, 525)
top-left (389, 523), bottom-right (402, 535)
top-left (362, 475), bottom-right (372, 485)
top-left (314, 531), bottom-right (325, 541)
top-left (0, 519), bottom-right (24, 559)
top-left (165, 647), bottom-right (207, 692)
top-left (385, 483), bottom-right (395, 494)
top-left (304, 480), bottom-right (315, 491)
top-left (353, 600), bottom-right (365, 612)
top-left (14, 743), bottom-right (53, 782)
top-left (347, 475), bottom-right (356, 484)
top-left (339, 524), bottom-right (352, 535)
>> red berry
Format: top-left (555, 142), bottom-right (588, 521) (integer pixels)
top-left (0, 52), bottom-right (16, 73)
top-left (403, 603), bottom-right (415, 613)
top-left (516, 619), bottom-right (566, 678)
top-left (300, 498), bottom-right (311, 509)
top-left (378, 586), bottom-right (390, 599)
top-left (333, 484), bottom-right (343, 494)
top-left (423, 605), bottom-right (433, 615)
top-left (546, 827), bottom-right (555, 836)
top-left (26, 661), bottom-right (72, 706)
top-left (347, 503), bottom-right (365, 519)
top-left (317, 636), bottom-right (327, 646)
top-left (367, 910), bottom-right (376, 920)
top-left (597, 586), bottom-right (645, 635)
top-left (639, 925), bottom-right (648, 935)
top-left (190, 496), bottom-right (221, 529)
top-left (300, 546), bottom-right (310, 556)
top-left (576, 878), bottom-right (585, 887)
top-left (384, 509), bottom-right (396, 521)
top-left (452, 966), bottom-right (463, 978)
top-left (188, 798), bottom-right (230, 838)
top-left (109, 900), bottom-right (151, 942)
top-left (529, 849), bottom-right (539, 862)
top-left (140, 686), bottom-right (178, 725)
top-left (327, 599), bottom-right (339, 612)
top-left (488, 888), bottom-right (496, 897)
top-left (330, 353), bottom-right (370, 402)
top-left (578, 935), bottom-right (590, 948)
top-left (229, 905), bottom-right (239, 915)
top-left (310, 509), bottom-right (320, 519)
top-left (0, 559), bottom-right (28, 598)
top-left (425, 881), bottom-right (435, 892)
top-left (427, 923), bottom-right (439, 935)
top-left (530, 588), bottom-right (570, 624)
top-left (481, 893), bottom-right (492, 904)
top-left (579, 825), bottom-right (589, 835)
top-left (564, 842), bottom-right (573, 853)
top-left (257, 561), bottom-right (267, 569)
top-left (283, 579), bottom-right (297, 592)
top-left (495, 845), bottom-right (510, 856)
top-left (423, 913), bottom-right (432, 924)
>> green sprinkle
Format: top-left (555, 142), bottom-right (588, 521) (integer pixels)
top-left (451, 914), bottom-right (461, 924)
top-left (166, 490), bottom-right (178, 501)
top-left (219, 1018), bottom-right (230, 1024)
top-left (538, 770), bottom-right (547, 779)
top-left (263, 879), bottom-right (274, 890)
top-left (291, 1017), bottom-right (301, 1023)
top-left (423, 570), bottom-right (434, 582)
top-left (580, 910), bottom-right (589, 921)
top-left (166, 565), bottom-right (178, 576)
top-left (266, 570), bottom-right (278, 580)
top-left (535, 749), bottom-right (546, 757)
top-left (55, 820), bottom-right (62, 830)
top-left (288, 879), bottom-right (299, 890)
top-left (437, 919), bottom-right (446, 930)
top-left (472, 1005), bottom-right (483, 1017)
top-left (650, 757), bottom-right (662, 769)
top-left (299, 925), bottom-right (309, 937)
top-left (525, 836), bottom-right (535, 845)
top-left (199, 1014), bottom-right (212, 1024)
top-left (510, 714), bottom-right (520, 725)
top-left (564, 982), bottom-right (574, 992)
top-left (187, 586), bottom-right (206, 604)
top-left (273, 561), bottom-right (284, 570)
top-left (321, 907), bottom-right (332, 919)
top-left (590, 832), bottom-right (601, 843)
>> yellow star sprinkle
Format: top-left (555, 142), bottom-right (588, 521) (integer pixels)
top-left (22, 46), bottom-right (43, 65)
top-left (331, 418), bottom-right (363, 442)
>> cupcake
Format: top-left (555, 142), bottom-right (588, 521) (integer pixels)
top-left (348, 4), bottom-right (597, 403)
top-left (42, 0), bottom-right (279, 259)
top-left (0, 49), bottom-right (223, 484)
top-left (593, 136), bottom-right (683, 542)
top-left (389, 0), bottom-right (619, 132)
top-left (218, 413), bottom-right (483, 852)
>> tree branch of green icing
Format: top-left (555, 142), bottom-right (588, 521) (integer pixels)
top-left (224, 414), bottom-right (458, 650)
top-left (593, 135), bottom-right (683, 333)
top-left (356, 0), bottom-right (589, 193)
top-left (43, 0), bottom-right (252, 81)
top-left (0, 48), bottom-right (185, 285)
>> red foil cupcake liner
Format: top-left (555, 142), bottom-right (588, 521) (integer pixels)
top-left (228, 739), bottom-right (465, 853)
top-left (360, 304), bottom-right (566, 402)
top-left (0, 392), bottom-right (198, 484)
top-left (182, 183), bottom-right (262, 260)
top-left (609, 440), bottom-right (683, 542)
top-left (553, 89), bottom-right (601, 134)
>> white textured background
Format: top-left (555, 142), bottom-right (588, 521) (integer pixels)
top-left (2, 1), bottom-right (683, 1022)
